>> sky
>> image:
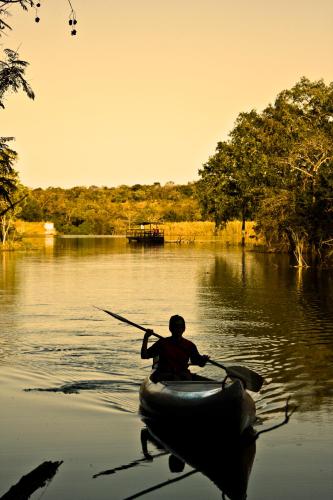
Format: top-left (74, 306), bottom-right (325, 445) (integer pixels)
top-left (1, 0), bottom-right (333, 189)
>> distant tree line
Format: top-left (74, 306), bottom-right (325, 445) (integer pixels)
top-left (197, 78), bottom-right (333, 267)
top-left (19, 183), bottom-right (202, 234)
top-left (2, 71), bottom-right (333, 268)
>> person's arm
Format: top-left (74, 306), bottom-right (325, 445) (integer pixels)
top-left (141, 330), bottom-right (158, 359)
top-left (189, 344), bottom-right (209, 367)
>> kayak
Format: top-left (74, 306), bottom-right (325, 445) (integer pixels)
top-left (139, 373), bottom-right (256, 434)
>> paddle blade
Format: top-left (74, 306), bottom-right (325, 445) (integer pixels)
top-left (207, 359), bottom-right (264, 392)
top-left (227, 365), bottom-right (264, 392)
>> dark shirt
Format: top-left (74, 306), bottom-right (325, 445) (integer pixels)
top-left (146, 336), bottom-right (203, 375)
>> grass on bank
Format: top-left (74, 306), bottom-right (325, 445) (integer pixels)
top-left (14, 221), bottom-right (49, 236)
top-left (164, 221), bottom-right (264, 245)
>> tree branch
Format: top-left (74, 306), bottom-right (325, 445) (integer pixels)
top-left (254, 397), bottom-right (298, 438)
top-left (0, 193), bottom-right (27, 217)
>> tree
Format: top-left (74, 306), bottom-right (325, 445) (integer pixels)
top-left (0, 183), bottom-right (27, 244)
top-left (197, 142), bottom-right (240, 226)
top-left (0, 136), bottom-right (18, 213)
top-left (0, 48), bottom-right (34, 212)
top-left (197, 78), bottom-right (333, 265)
top-left (0, 137), bottom-right (28, 244)
top-left (19, 184), bottom-right (202, 235)
top-left (0, 2), bottom-right (78, 240)
top-left (198, 112), bottom-right (267, 244)
top-left (255, 78), bottom-right (333, 264)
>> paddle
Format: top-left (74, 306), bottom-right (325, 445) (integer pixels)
top-left (94, 307), bottom-right (264, 392)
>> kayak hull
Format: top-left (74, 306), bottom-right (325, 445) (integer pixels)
top-left (139, 375), bottom-right (256, 434)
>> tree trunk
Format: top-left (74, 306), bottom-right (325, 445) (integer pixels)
top-left (291, 230), bottom-right (309, 268)
top-left (1, 215), bottom-right (10, 245)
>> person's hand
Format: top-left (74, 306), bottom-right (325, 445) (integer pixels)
top-left (144, 329), bottom-right (154, 339)
top-left (200, 355), bottom-right (210, 366)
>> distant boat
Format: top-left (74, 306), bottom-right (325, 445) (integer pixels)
top-left (126, 221), bottom-right (164, 245)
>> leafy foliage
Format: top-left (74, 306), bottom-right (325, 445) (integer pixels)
top-left (197, 78), bottom-right (333, 265)
top-left (0, 136), bottom-right (26, 243)
top-left (0, 136), bottom-right (18, 208)
top-left (19, 183), bottom-right (202, 235)
top-left (0, 48), bottom-right (34, 108)
top-left (0, 47), bottom-right (34, 217)
top-left (0, 1), bottom-right (33, 35)
top-left (0, 182), bottom-right (27, 244)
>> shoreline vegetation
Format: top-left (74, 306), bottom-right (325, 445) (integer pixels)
top-left (196, 79), bottom-right (333, 268)
top-left (3, 219), bottom-right (264, 248)
top-left (1, 78), bottom-right (332, 266)
top-left (1, 183), bottom-right (265, 251)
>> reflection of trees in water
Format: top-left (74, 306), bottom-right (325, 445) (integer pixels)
top-left (1, 252), bottom-right (18, 300)
top-left (22, 236), bottom-right (131, 258)
top-left (0, 252), bottom-right (21, 361)
top-left (294, 267), bottom-right (333, 319)
top-left (52, 236), bottom-right (141, 258)
top-left (198, 250), bottom-right (333, 413)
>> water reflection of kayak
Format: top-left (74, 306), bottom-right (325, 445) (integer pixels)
top-left (142, 417), bottom-right (256, 500)
top-left (140, 373), bottom-right (256, 435)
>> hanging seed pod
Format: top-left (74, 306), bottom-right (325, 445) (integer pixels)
top-left (71, 29), bottom-right (77, 36)
top-left (35, 17), bottom-right (40, 23)
top-left (69, 19), bottom-right (73, 25)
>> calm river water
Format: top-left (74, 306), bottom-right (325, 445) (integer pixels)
top-left (0, 237), bottom-right (332, 499)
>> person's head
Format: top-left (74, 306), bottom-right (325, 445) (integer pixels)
top-left (169, 315), bottom-right (185, 338)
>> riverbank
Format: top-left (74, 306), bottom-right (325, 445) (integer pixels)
top-left (163, 220), bottom-right (263, 245)
top-left (14, 220), bottom-right (57, 237)
top-left (9, 220), bottom-right (264, 245)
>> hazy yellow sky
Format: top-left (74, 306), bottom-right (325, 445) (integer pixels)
top-left (2, 0), bottom-right (333, 188)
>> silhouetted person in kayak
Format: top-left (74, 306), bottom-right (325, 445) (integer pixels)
top-left (141, 315), bottom-right (209, 381)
